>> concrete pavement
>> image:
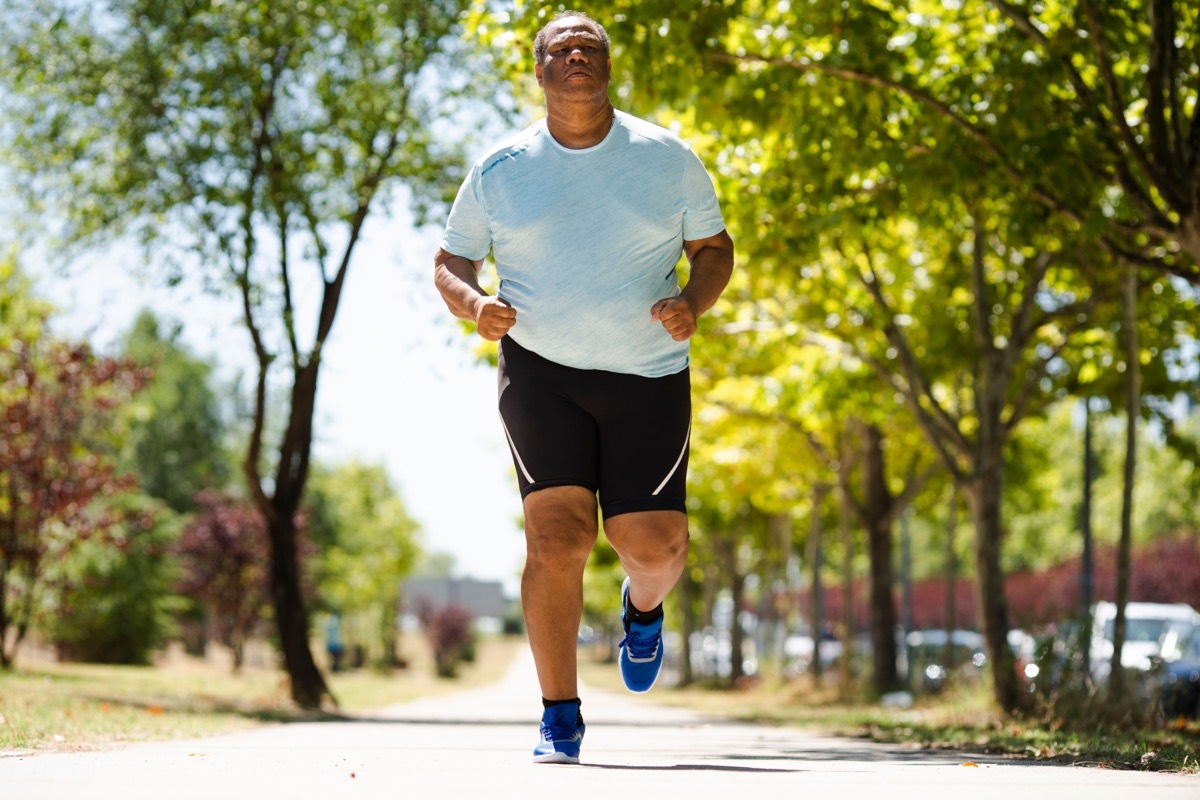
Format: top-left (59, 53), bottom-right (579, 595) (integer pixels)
top-left (2, 646), bottom-right (1196, 799)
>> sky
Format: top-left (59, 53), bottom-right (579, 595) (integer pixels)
top-left (30, 203), bottom-right (528, 597)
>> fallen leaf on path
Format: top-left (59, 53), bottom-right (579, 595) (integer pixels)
top-left (961, 761), bottom-right (979, 768)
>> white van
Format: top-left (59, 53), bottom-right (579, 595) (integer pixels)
top-left (1089, 601), bottom-right (1200, 681)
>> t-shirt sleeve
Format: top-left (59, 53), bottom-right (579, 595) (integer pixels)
top-left (681, 150), bottom-right (726, 242)
top-left (439, 162), bottom-right (492, 261)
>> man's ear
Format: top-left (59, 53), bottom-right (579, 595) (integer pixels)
top-left (535, 63), bottom-right (544, 87)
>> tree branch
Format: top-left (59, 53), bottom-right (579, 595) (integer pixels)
top-left (1141, 0), bottom-right (1183, 189)
top-left (970, 213), bottom-right (993, 355)
top-left (847, 237), bottom-right (971, 457)
top-left (277, 208), bottom-right (301, 369)
top-left (1000, 248), bottom-right (1056, 382)
top-left (1080, 0), bottom-right (1186, 209)
top-left (713, 49), bottom-right (1089, 229)
top-left (992, 1), bottom-right (1177, 223)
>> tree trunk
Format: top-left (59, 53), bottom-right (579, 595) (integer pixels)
top-left (677, 565), bottom-right (697, 687)
top-left (243, 341), bottom-right (332, 707)
top-left (381, 591), bottom-right (400, 669)
top-left (769, 513), bottom-right (793, 675)
top-left (1110, 266), bottom-right (1141, 699)
top-left (727, 569), bottom-right (746, 686)
top-left (838, 482), bottom-right (855, 696)
top-left (862, 426), bottom-right (900, 694)
top-left (942, 485), bottom-right (959, 678)
top-left (1080, 397), bottom-right (1096, 682)
top-left (0, 567), bottom-right (11, 670)
top-left (266, 509), bottom-right (329, 707)
top-left (808, 487), bottom-right (826, 681)
top-left (963, 469), bottom-right (1019, 713)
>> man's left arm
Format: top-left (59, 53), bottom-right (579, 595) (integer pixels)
top-left (651, 230), bottom-right (735, 342)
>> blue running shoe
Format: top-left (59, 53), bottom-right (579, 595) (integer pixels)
top-left (618, 577), bottom-right (664, 693)
top-left (532, 702), bottom-right (584, 764)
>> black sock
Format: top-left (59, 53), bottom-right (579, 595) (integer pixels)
top-left (542, 697), bottom-right (583, 724)
top-left (625, 592), bottom-right (664, 624)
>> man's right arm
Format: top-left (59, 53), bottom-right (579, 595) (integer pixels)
top-left (433, 248), bottom-right (517, 341)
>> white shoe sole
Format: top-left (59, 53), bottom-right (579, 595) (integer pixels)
top-left (533, 751), bottom-right (581, 765)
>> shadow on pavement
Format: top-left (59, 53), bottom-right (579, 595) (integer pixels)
top-left (582, 762), bottom-right (800, 773)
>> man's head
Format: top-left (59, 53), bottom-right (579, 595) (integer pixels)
top-left (533, 12), bottom-right (613, 104)
top-left (533, 11), bottom-right (610, 66)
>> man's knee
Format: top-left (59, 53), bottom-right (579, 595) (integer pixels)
top-left (605, 511), bottom-right (689, 572)
top-left (524, 487), bottom-right (598, 567)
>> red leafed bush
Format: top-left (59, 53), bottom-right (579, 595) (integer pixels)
top-left (415, 600), bottom-right (474, 678)
top-left (0, 338), bottom-right (149, 668)
top-left (174, 491), bottom-right (272, 671)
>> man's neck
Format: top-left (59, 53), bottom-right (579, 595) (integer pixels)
top-left (545, 101), bottom-right (615, 150)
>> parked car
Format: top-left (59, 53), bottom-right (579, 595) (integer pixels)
top-left (903, 629), bottom-right (986, 693)
top-left (1161, 624), bottom-right (1200, 718)
top-left (1089, 601), bottom-right (1200, 684)
top-left (783, 626), bottom-right (843, 676)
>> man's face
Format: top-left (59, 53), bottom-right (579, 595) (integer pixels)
top-left (535, 19), bottom-right (612, 103)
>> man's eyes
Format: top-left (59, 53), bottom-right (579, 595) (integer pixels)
top-left (552, 43), bottom-right (600, 55)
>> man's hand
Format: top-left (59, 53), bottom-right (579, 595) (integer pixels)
top-left (651, 296), bottom-right (698, 342)
top-left (474, 296), bottom-right (517, 341)
top-left (652, 229), bottom-right (734, 342)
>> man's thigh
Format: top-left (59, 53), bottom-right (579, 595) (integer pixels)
top-left (499, 337), bottom-right (600, 497)
top-left (595, 367), bottom-right (691, 520)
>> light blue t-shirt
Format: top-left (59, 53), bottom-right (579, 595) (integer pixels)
top-left (439, 110), bottom-right (726, 377)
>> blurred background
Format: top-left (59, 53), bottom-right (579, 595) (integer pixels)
top-left (1, 0), bottom-right (1198, 731)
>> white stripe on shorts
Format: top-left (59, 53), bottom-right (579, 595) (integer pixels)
top-left (652, 422), bottom-right (691, 496)
top-left (500, 414), bottom-right (535, 484)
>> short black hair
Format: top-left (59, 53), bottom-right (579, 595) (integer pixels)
top-left (533, 11), bottom-right (610, 65)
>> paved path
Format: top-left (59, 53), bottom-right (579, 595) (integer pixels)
top-left (2, 647), bottom-right (1196, 799)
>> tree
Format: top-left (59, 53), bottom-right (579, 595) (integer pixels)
top-left (304, 461), bottom-right (420, 670)
top-left (1, 0), bottom-right (504, 707)
top-left (39, 492), bottom-right (178, 665)
top-left (0, 256), bottom-right (149, 668)
top-left (117, 310), bottom-right (232, 514)
top-left (578, 1), bottom-right (1199, 281)
top-left (174, 490), bottom-right (274, 672)
top-left (415, 600), bottom-right (474, 678)
top-left (477, 3), bottom-right (1200, 713)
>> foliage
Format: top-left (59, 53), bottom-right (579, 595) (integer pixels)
top-left (304, 461), bottom-right (421, 670)
top-left (0, 0), bottom-right (512, 707)
top-left (116, 310), bottom-right (232, 514)
top-left (0, 256), bottom-right (150, 668)
top-left (474, 2), bottom-right (1200, 714)
top-left (38, 493), bottom-right (180, 665)
top-left (173, 490), bottom-right (273, 672)
top-left (415, 600), bottom-right (475, 678)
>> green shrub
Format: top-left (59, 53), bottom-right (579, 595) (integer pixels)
top-left (40, 496), bottom-right (182, 665)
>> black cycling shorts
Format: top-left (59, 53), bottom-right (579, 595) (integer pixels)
top-left (497, 335), bottom-right (690, 520)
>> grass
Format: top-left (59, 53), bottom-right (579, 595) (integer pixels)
top-left (578, 654), bottom-right (1200, 774)
top-left (0, 634), bottom-right (522, 753)
top-left (6, 637), bottom-right (1196, 774)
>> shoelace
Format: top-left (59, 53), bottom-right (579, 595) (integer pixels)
top-left (540, 722), bottom-right (581, 742)
top-left (619, 619), bottom-right (661, 659)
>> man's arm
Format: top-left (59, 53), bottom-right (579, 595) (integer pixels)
top-left (433, 248), bottom-right (517, 341)
top-left (651, 229), bottom-right (735, 342)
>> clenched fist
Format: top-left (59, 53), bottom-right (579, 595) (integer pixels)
top-left (474, 296), bottom-right (517, 341)
top-left (650, 296), bottom-right (698, 342)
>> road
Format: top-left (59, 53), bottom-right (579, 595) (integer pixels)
top-left (2, 647), bottom-right (1196, 799)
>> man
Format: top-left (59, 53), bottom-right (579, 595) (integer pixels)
top-left (434, 11), bottom-right (734, 764)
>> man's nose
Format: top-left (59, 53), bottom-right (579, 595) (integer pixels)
top-left (566, 47), bottom-right (588, 63)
